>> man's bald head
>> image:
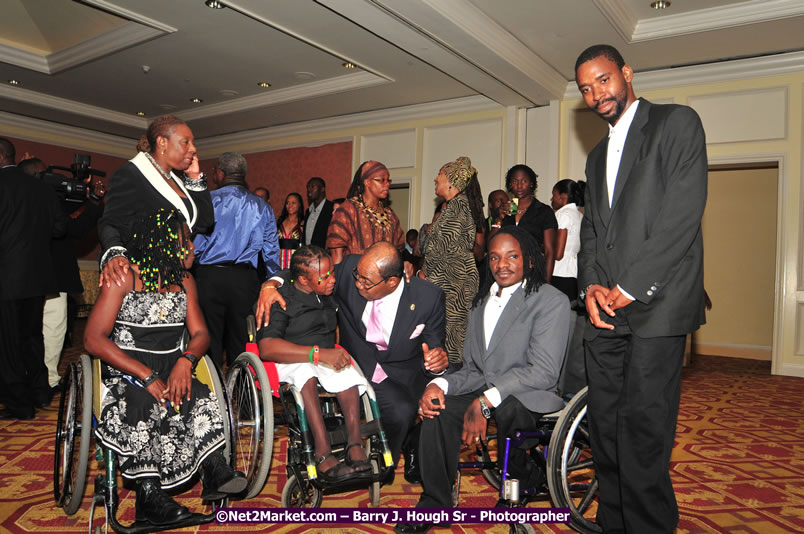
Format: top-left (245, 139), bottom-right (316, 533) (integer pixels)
top-left (363, 241), bottom-right (403, 280)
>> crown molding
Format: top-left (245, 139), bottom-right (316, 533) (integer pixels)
top-left (564, 49), bottom-right (804, 100)
top-left (0, 84), bottom-right (146, 128)
top-left (196, 95), bottom-right (501, 153)
top-left (0, 111), bottom-right (136, 158)
top-left (0, 41), bottom-right (50, 73)
top-left (181, 71), bottom-right (390, 121)
top-left (594, 0), bottom-right (804, 43)
top-left (592, 0), bottom-right (637, 43)
top-left (420, 0), bottom-right (567, 99)
top-left (633, 0), bottom-right (804, 42)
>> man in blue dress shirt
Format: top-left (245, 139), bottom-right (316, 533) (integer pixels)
top-left (193, 152), bottom-right (280, 367)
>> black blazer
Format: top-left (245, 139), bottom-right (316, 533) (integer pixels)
top-left (303, 199), bottom-right (333, 248)
top-left (579, 99), bottom-right (708, 339)
top-left (51, 201), bottom-right (103, 294)
top-left (333, 254), bottom-right (446, 389)
top-left (0, 166), bottom-right (65, 299)
top-left (98, 159), bottom-right (213, 256)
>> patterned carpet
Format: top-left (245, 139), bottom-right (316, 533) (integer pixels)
top-left (1, 325), bottom-right (803, 533)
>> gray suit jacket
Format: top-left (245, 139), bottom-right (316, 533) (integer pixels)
top-left (579, 99), bottom-right (708, 339)
top-left (445, 283), bottom-right (569, 414)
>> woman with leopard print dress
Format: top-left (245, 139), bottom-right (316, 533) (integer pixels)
top-left (419, 157), bottom-right (486, 366)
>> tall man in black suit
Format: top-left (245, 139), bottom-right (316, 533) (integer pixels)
top-left (257, 241), bottom-right (449, 472)
top-left (303, 177), bottom-right (333, 248)
top-left (575, 45), bottom-right (707, 533)
top-left (0, 138), bottom-right (66, 419)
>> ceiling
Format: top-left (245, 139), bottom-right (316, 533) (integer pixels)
top-left (1, 0), bottom-right (803, 142)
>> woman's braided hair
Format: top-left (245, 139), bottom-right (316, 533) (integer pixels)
top-left (128, 208), bottom-right (190, 291)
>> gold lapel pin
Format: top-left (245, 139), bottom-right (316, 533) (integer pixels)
top-left (410, 304), bottom-right (415, 311)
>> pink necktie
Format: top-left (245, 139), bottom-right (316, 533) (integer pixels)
top-left (366, 299), bottom-right (388, 351)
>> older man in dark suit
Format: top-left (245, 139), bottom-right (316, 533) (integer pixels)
top-left (257, 241), bottom-right (449, 474)
top-left (394, 227), bottom-right (569, 534)
top-left (575, 45), bottom-right (708, 533)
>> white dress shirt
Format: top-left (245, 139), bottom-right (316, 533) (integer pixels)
top-left (606, 99), bottom-right (640, 208)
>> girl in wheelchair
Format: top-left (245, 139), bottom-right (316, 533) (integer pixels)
top-left (83, 208), bottom-right (246, 527)
top-left (258, 245), bottom-right (372, 483)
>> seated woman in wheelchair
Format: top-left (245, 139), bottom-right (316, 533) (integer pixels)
top-left (258, 245), bottom-right (371, 483)
top-left (395, 227), bottom-right (570, 534)
top-left (83, 208), bottom-right (246, 527)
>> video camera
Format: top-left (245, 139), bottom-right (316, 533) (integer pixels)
top-left (36, 154), bottom-right (106, 203)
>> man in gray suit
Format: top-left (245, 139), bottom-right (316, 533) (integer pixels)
top-left (394, 226), bottom-right (569, 534)
top-left (575, 45), bottom-right (707, 533)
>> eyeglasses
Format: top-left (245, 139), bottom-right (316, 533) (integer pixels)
top-left (369, 177), bottom-right (392, 185)
top-left (352, 268), bottom-right (387, 290)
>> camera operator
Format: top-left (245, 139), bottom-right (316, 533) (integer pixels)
top-left (0, 138), bottom-right (66, 420)
top-left (19, 156), bottom-right (105, 397)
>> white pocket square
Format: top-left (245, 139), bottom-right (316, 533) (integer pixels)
top-left (409, 324), bottom-right (425, 339)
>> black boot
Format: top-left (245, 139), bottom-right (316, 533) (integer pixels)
top-left (200, 452), bottom-right (247, 500)
top-left (135, 478), bottom-right (191, 526)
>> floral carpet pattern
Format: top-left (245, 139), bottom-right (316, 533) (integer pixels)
top-left (0, 333), bottom-right (802, 533)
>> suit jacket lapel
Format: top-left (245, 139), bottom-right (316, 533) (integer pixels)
top-left (591, 143), bottom-right (611, 226)
top-left (485, 289), bottom-right (526, 357)
top-left (387, 282), bottom-right (413, 349)
top-left (611, 99), bottom-right (650, 212)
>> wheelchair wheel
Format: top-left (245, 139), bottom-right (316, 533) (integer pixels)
top-left (361, 393), bottom-right (382, 507)
top-left (546, 387), bottom-right (601, 533)
top-left (368, 458), bottom-right (381, 507)
top-left (227, 351), bottom-right (274, 499)
top-left (202, 355), bottom-right (233, 463)
top-left (53, 353), bottom-right (92, 515)
top-left (282, 474), bottom-right (322, 508)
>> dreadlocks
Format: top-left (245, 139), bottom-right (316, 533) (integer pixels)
top-left (473, 225), bottom-right (546, 308)
top-left (128, 208), bottom-right (189, 292)
top-left (290, 245), bottom-right (329, 281)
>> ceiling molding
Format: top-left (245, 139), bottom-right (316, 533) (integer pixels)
top-left (0, 111), bottom-right (136, 158)
top-left (79, 0), bottom-right (178, 33)
top-left (0, 84), bottom-right (146, 128)
top-left (0, 42), bottom-right (49, 73)
top-left (632, 0), bottom-right (804, 42)
top-left (420, 0), bottom-right (567, 99)
top-left (563, 49), bottom-right (804, 100)
top-left (180, 71), bottom-right (391, 121)
top-left (592, 0), bottom-right (637, 43)
top-left (196, 95), bottom-right (501, 154)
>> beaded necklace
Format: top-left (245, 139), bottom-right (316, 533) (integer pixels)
top-left (144, 152), bottom-right (174, 183)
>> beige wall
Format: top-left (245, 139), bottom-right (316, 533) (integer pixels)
top-left (697, 167), bottom-right (778, 359)
top-left (559, 66), bottom-right (804, 377)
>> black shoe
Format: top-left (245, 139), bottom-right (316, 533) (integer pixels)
top-left (0, 407), bottom-right (35, 420)
top-left (403, 445), bottom-right (421, 484)
top-left (393, 522), bottom-right (435, 534)
top-left (135, 479), bottom-right (191, 526)
top-left (200, 452), bottom-right (247, 500)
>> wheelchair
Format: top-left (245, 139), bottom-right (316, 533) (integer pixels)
top-left (239, 316), bottom-right (394, 508)
top-left (453, 386), bottom-right (599, 534)
top-left (53, 351), bottom-right (270, 533)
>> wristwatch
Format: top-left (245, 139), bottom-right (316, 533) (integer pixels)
top-left (478, 396), bottom-right (492, 420)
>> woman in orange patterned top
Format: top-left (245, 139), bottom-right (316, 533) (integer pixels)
top-left (277, 192), bottom-right (305, 269)
top-left (326, 160), bottom-right (404, 264)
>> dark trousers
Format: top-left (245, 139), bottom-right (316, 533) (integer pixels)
top-left (0, 296), bottom-right (50, 416)
top-left (372, 373), bottom-right (428, 467)
top-left (585, 320), bottom-right (685, 534)
top-left (417, 392), bottom-right (542, 508)
top-left (195, 264), bottom-right (259, 368)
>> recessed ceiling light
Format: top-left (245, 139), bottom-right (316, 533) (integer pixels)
top-left (342, 62), bottom-right (356, 69)
top-left (8, 79), bottom-right (19, 85)
top-left (257, 82), bottom-right (271, 88)
top-left (136, 111), bottom-right (146, 116)
top-left (650, 1), bottom-right (671, 9)
top-left (190, 97), bottom-right (203, 103)
top-left (205, 0), bottom-right (225, 8)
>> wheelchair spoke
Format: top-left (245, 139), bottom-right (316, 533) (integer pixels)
top-left (567, 458), bottom-right (594, 472)
top-left (576, 476), bottom-right (599, 514)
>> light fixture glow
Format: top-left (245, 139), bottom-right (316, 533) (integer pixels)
top-left (650, 1), bottom-right (671, 9)
top-left (257, 82), bottom-right (271, 88)
top-left (342, 62), bottom-right (356, 69)
top-left (190, 97), bottom-right (203, 103)
top-left (8, 79), bottom-right (19, 85)
top-left (136, 111), bottom-right (146, 116)
top-left (205, 0), bottom-right (225, 8)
